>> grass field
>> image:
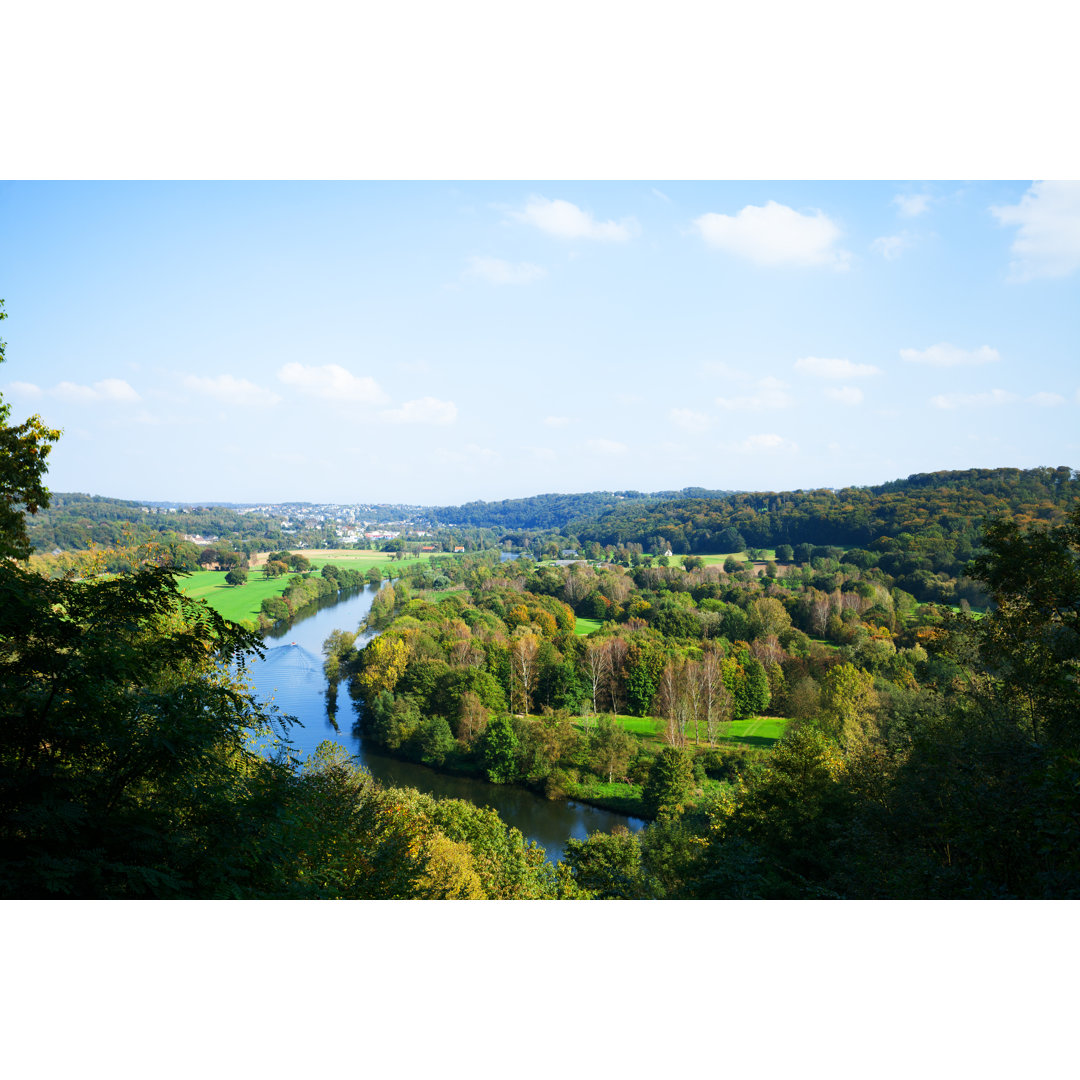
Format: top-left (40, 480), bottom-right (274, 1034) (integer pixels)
top-left (180, 551), bottom-right (448, 625)
top-left (571, 712), bottom-right (791, 747)
top-left (567, 779), bottom-right (645, 817)
top-left (178, 569), bottom-right (292, 623)
top-left (667, 550), bottom-right (776, 567)
top-left (574, 617), bottom-right (603, 636)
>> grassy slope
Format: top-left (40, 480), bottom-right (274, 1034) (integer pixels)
top-left (574, 617), bottom-right (603, 636)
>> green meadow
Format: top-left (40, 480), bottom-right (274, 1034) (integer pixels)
top-left (180, 551), bottom-right (447, 624)
top-left (178, 569), bottom-right (292, 624)
top-left (571, 712), bottom-right (791, 748)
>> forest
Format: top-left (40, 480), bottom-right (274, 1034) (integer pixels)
top-left (2, 298), bottom-right (1077, 899)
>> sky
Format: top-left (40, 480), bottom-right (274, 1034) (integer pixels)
top-left (1, 180), bottom-right (1077, 506)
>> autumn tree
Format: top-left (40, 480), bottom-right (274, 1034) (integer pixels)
top-left (356, 635), bottom-right (409, 697)
top-left (509, 630), bottom-right (540, 715)
top-left (582, 638), bottom-right (612, 718)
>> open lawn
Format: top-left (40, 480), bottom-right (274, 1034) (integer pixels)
top-left (722, 716), bottom-right (790, 742)
top-left (178, 569), bottom-right (292, 624)
top-left (571, 712), bottom-right (790, 747)
top-left (574, 617), bottom-right (603, 636)
top-left (667, 550), bottom-right (775, 567)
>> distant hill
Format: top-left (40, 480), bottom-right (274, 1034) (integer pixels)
top-left (430, 488), bottom-right (738, 530)
top-left (25, 493), bottom-right (284, 552)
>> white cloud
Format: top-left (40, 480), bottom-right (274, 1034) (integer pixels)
top-left (794, 356), bottom-right (881, 379)
top-left (826, 386), bottom-right (864, 406)
top-left (54, 378), bottom-right (140, 403)
top-left (737, 433), bottom-right (797, 454)
top-left (509, 196), bottom-right (636, 242)
top-left (901, 344), bottom-right (1000, 367)
top-left (6, 381), bottom-right (42, 398)
top-left (716, 375), bottom-right (792, 411)
top-left (668, 407), bottom-right (710, 432)
top-left (893, 193), bottom-right (932, 217)
top-left (693, 201), bottom-right (849, 269)
top-left (587, 438), bottom-right (628, 456)
top-left (1028, 391), bottom-right (1065, 407)
top-left (382, 397), bottom-right (458, 425)
top-left (183, 374), bottom-right (280, 407)
top-left (544, 415), bottom-right (570, 427)
top-left (872, 234), bottom-right (912, 260)
top-left (466, 256), bottom-right (547, 285)
top-left (931, 389), bottom-right (1017, 409)
top-left (651, 188), bottom-right (671, 203)
top-left (278, 362), bottom-right (387, 404)
top-left (991, 181), bottom-right (1080, 280)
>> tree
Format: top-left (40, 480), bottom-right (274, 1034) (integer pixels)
top-left (563, 827), bottom-right (644, 898)
top-left (624, 638), bottom-right (665, 717)
top-left (0, 301), bottom-right (62, 562)
top-left (225, 567), bottom-right (248, 586)
top-left (642, 747), bottom-right (696, 820)
top-left (589, 716), bottom-right (635, 783)
top-left (356, 635), bottom-right (409, 698)
top-left (457, 691), bottom-right (489, 745)
top-left (582, 639), bottom-right (612, 717)
top-left (479, 714), bottom-right (519, 784)
top-left (321, 628), bottom-right (358, 689)
top-left (509, 631), bottom-right (540, 715)
top-left (820, 662), bottom-right (876, 744)
top-left (0, 508), bottom-right (295, 895)
top-left (366, 565), bottom-right (384, 586)
top-left (964, 507), bottom-right (1080, 748)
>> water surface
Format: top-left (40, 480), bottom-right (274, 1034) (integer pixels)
top-left (244, 584), bottom-right (643, 862)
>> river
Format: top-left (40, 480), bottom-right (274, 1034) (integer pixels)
top-left (242, 583), bottom-right (643, 862)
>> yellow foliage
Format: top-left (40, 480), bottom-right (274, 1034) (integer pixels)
top-left (357, 636), bottom-right (409, 695)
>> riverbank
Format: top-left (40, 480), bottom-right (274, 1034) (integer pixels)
top-left (240, 584), bottom-right (644, 860)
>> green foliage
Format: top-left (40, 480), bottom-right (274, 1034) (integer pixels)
top-left (589, 716), bottom-right (635, 783)
top-left (0, 301), bottom-right (62, 561)
top-left (563, 827), bottom-right (644, 898)
top-left (479, 714), bottom-right (520, 784)
top-left (642, 746), bottom-right (696, 819)
top-left (411, 716), bottom-right (456, 767)
top-left (0, 557), bottom-right (296, 898)
top-left (820, 662), bottom-right (877, 744)
top-left (624, 638), bottom-right (666, 716)
top-left (964, 507), bottom-right (1080, 748)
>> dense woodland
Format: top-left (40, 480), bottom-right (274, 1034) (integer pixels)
top-left (2, 299), bottom-right (1077, 900)
top-left (430, 488), bottom-right (737, 530)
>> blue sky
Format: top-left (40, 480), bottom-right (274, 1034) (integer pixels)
top-left (1, 180), bottom-right (1077, 505)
